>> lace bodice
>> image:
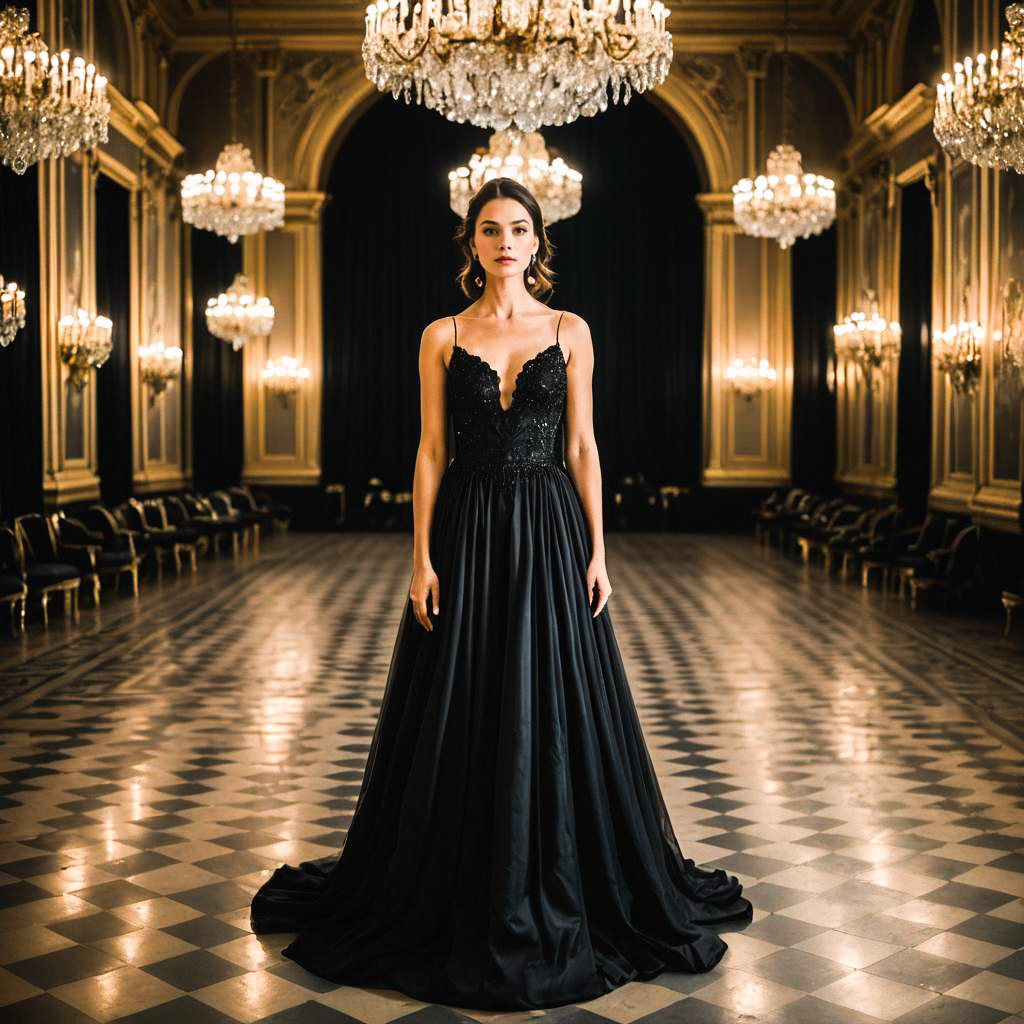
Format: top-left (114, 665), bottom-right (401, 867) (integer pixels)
top-left (446, 319), bottom-right (568, 472)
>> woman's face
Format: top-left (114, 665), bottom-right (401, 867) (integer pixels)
top-left (471, 197), bottom-right (540, 284)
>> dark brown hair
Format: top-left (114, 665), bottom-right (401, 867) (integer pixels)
top-left (454, 177), bottom-right (556, 301)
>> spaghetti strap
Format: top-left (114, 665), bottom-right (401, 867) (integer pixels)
top-left (452, 315), bottom-right (459, 349)
top-left (556, 311), bottom-right (564, 342)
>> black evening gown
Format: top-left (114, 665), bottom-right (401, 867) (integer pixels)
top-left (251, 313), bottom-right (752, 1010)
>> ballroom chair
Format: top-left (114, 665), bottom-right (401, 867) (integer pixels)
top-left (1002, 583), bottom-right (1023, 637)
top-left (796, 502), bottom-right (861, 566)
top-left (325, 482), bottom-right (347, 528)
top-left (766, 491), bottom-right (821, 551)
top-left (821, 508), bottom-right (873, 575)
top-left (209, 490), bottom-right (260, 552)
top-left (862, 514), bottom-right (952, 594)
top-left (164, 495), bottom-right (231, 558)
top-left (906, 525), bottom-right (981, 610)
top-left (851, 507), bottom-right (906, 588)
top-left (657, 485), bottom-right (691, 531)
top-left (61, 509), bottom-right (140, 598)
top-left (183, 494), bottom-right (245, 556)
top-left (753, 488), bottom-right (803, 543)
top-left (13, 514), bottom-right (82, 625)
top-left (787, 497), bottom-right (844, 562)
top-left (229, 485), bottom-right (289, 533)
top-left (893, 516), bottom-right (959, 599)
top-left (0, 526), bottom-right (28, 634)
top-left (124, 498), bottom-right (199, 575)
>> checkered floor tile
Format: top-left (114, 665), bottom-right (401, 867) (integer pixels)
top-left (0, 533), bottom-right (1022, 1023)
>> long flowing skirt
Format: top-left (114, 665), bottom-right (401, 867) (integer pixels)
top-left (251, 461), bottom-right (751, 1010)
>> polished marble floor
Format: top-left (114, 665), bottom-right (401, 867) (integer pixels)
top-left (0, 532), bottom-right (1022, 1024)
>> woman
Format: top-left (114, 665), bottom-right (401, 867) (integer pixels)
top-left (251, 177), bottom-right (752, 1010)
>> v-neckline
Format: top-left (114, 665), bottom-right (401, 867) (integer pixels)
top-left (453, 340), bottom-right (564, 414)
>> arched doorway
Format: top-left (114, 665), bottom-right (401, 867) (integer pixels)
top-left (320, 96), bottom-right (706, 510)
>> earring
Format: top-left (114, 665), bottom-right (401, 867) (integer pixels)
top-left (527, 253), bottom-right (537, 286)
top-left (472, 255), bottom-right (483, 289)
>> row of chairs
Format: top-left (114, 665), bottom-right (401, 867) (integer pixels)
top-left (753, 488), bottom-right (987, 612)
top-left (0, 486), bottom-right (289, 632)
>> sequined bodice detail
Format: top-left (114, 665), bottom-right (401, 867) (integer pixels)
top-left (447, 340), bottom-right (568, 470)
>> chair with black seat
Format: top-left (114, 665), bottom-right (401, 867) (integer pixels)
top-left (0, 526), bottom-right (28, 633)
top-left (788, 498), bottom-right (844, 563)
top-left (125, 498), bottom-right (198, 575)
top-left (210, 490), bottom-right (260, 552)
top-left (863, 514), bottom-right (950, 594)
top-left (184, 493), bottom-right (245, 556)
top-left (832, 506), bottom-right (902, 581)
top-left (65, 509), bottom-right (139, 598)
top-left (822, 508), bottom-right (874, 575)
top-left (13, 514), bottom-right (82, 624)
top-left (164, 495), bottom-right (231, 558)
top-left (894, 516), bottom-right (958, 599)
top-left (800, 503), bottom-right (863, 567)
top-left (1002, 581), bottom-right (1024, 636)
top-left (907, 525), bottom-right (981, 610)
top-left (228, 486), bottom-right (276, 534)
top-left (853, 507), bottom-right (907, 588)
top-left (753, 488), bottom-right (802, 543)
top-left (146, 498), bottom-right (203, 572)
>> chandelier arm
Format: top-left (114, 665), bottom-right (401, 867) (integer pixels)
top-left (382, 34), bottom-right (433, 65)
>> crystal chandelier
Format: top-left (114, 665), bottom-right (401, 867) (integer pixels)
top-left (59, 307), bottom-right (112, 390)
top-left (997, 277), bottom-right (1024, 384)
top-left (262, 356), bottom-right (310, 404)
top-left (363, 0), bottom-right (673, 133)
top-left (0, 275), bottom-right (26, 347)
top-left (139, 338), bottom-right (183, 399)
top-left (449, 129), bottom-right (583, 224)
top-left (934, 4), bottom-right (1024, 173)
top-left (731, 0), bottom-right (836, 249)
top-left (179, 0), bottom-right (284, 242)
top-left (205, 273), bottom-right (274, 351)
top-left (0, 6), bottom-right (109, 174)
top-left (833, 290), bottom-right (901, 382)
top-left (936, 318), bottom-right (983, 395)
top-left (725, 357), bottom-right (778, 400)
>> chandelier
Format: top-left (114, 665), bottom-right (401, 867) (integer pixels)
top-left (205, 273), bottom-right (274, 351)
top-left (59, 307), bottom-right (112, 390)
top-left (934, 4), bottom-right (1024, 173)
top-left (449, 129), bottom-right (583, 224)
top-left (139, 339), bottom-right (183, 399)
top-left (731, 0), bottom-right (835, 248)
top-left (725, 357), bottom-right (778, 400)
top-left (1, 275), bottom-right (26, 347)
top-left (833, 290), bottom-right (901, 382)
top-left (262, 356), bottom-right (310, 404)
top-left (997, 277), bottom-right (1024, 384)
top-left (362, 0), bottom-right (673, 133)
top-left (0, 6), bottom-right (109, 174)
top-left (936, 318), bottom-right (983, 394)
top-left (180, 0), bottom-right (284, 242)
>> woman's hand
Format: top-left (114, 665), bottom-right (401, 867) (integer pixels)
top-left (587, 556), bottom-right (613, 618)
top-left (410, 563), bottom-right (440, 631)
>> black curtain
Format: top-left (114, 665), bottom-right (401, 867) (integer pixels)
top-left (0, 163), bottom-right (43, 521)
top-left (791, 225), bottom-right (838, 491)
top-left (190, 229), bottom-right (243, 493)
top-left (897, 180), bottom-right (933, 520)
top-left (322, 95), bottom-right (704, 497)
top-left (96, 173), bottom-right (133, 504)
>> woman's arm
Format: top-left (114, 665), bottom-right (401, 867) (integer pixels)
top-left (561, 312), bottom-right (613, 617)
top-left (409, 317), bottom-right (452, 630)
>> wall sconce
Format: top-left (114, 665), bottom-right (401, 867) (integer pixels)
top-left (935, 319), bottom-right (983, 395)
top-left (59, 306), bottom-right (112, 389)
top-left (1, 275), bottom-right (26, 347)
top-left (833, 289), bottom-right (901, 387)
top-left (262, 355), bottom-right (310, 406)
top-left (139, 337), bottom-right (183, 402)
top-left (725, 357), bottom-right (778, 401)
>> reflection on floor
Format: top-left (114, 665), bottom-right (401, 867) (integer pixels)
top-left (0, 533), bottom-right (1022, 1024)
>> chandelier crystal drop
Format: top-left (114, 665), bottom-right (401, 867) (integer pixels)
top-left (934, 4), bottom-right (1024, 173)
top-left (59, 307), bottom-right (113, 390)
top-left (0, 6), bottom-right (109, 174)
top-left (262, 356), bottom-right (310, 403)
top-left (0, 275), bottom-right (26, 347)
top-left (363, 0), bottom-right (673, 132)
top-left (833, 290), bottom-right (902, 380)
top-left (725, 357), bottom-right (778, 400)
top-left (936, 319), bottom-right (984, 394)
top-left (449, 130), bottom-right (583, 223)
top-left (205, 273), bottom-right (275, 351)
top-left (181, 143), bottom-right (285, 244)
top-left (139, 339), bottom-right (183, 399)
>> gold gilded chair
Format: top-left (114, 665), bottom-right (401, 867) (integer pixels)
top-left (13, 514), bottom-right (82, 625)
top-left (0, 527), bottom-right (28, 633)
